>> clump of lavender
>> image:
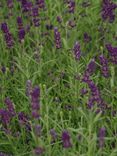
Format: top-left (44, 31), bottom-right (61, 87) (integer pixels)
top-left (106, 44), bottom-right (117, 64)
top-left (62, 130), bottom-right (72, 148)
top-left (17, 17), bottom-right (25, 42)
top-left (67, 0), bottom-right (75, 13)
top-left (73, 42), bottom-right (81, 61)
top-left (99, 55), bottom-right (109, 78)
top-left (1, 23), bottom-right (14, 48)
top-left (101, 0), bottom-right (117, 23)
top-left (54, 27), bottom-right (62, 49)
top-left (98, 127), bottom-right (106, 148)
top-left (36, 0), bottom-right (45, 9)
top-left (31, 86), bottom-right (40, 119)
top-left (32, 6), bottom-right (40, 27)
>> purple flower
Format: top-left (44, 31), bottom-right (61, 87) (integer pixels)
top-left (1, 23), bottom-right (14, 48)
top-left (18, 112), bottom-right (31, 131)
top-left (73, 42), bottom-right (81, 60)
top-left (84, 33), bottom-right (92, 43)
top-left (34, 147), bottom-right (44, 155)
top-left (82, 59), bottom-right (96, 83)
top-left (56, 16), bottom-right (62, 23)
top-left (99, 55), bottom-right (109, 78)
top-left (68, 20), bottom-right (76, 28)
top-left (68, 0), bottom-right (75, 13)
top-left (80, 88), bottom-right (88, 95)
top-left (101, 0), bottom-right (117, 23)
top-left (36, 0), bottom-right (45, 9)
top-left (17, 17), bottom-right (23, 29)
top-left (1, 66), bottom-right (6, 74)
top-left (1, 23), bottom-right (9, 33)
top-left (62, 130), bottom-right (72, 148)
top-left (54, 27), bottom-right (62, 49)
top-left (0, 109), bottom-right (11, 127)
top-left (98, 127), bottom-right (106, 148)
top-left (4, 97), bottom-right (15, 116)
top-left (7, 0), bottom-right (13, 8)
top-left (106, 44), bottom-right (117, 64)
top-left (32, 6), bottom-right (39, 17)
top-left (17, 17), bottom-right (25, 42)
top-left (31, 86), bottom-right (40, 119)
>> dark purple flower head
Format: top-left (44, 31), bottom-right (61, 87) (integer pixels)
top-left (4, 33), bottom-right (14, 48)
top-left (106, 44), bottom-right (117, 64)
top-left (98, 127), bottom-right (106, 148)
top-left (68, 0), bottom-right (75, 13)
top-left (18, 29), bottom-right (25, 42)
top-left (101, 0), bottom-right (117, 23)
top-left (62, 130), bottom-right (72, 148)
top-left (4, 97), bottom-right (15, 116)
top-left (32, 6), bottom-right (39, 17)
top-left (31, 86), bottom-right (40, 119)
top-left (80, 88), bottom-right (88, 95)
top-left (1, 23), bottom-right (9, 33)
top-left (56, 16), bottom-right (62, 23)
top-left (1, 23), bottom-right (14, 48)
top-left (17, 16), bottom-right (25, 42)
top-left (17, 17), bottom-right (23, 29)
top-left (84, 33), bottom-right (92, 43)
top-left (54, 27), bottom-right (62, 49)
top-left (7, 0), bottom-right (13, 8)
top-left (1, 66), bottom-right (6, 74)
top-left (99, 55), bottom-right (109, 78)
top-left (0, 109), bottom-right (11, 127)
top-left (18, 112), bottom-right (31, 131)
top-left (73, 42), bottom-right (81, 60)
top-left (34, 147), bottom-right (44, 155)
top-left (36, 0), bottom-right (45, 9)
top-left (68, 20), bottom-right (76, 28)
top-left (20, 0), bottom-right (33, 13)
top-left (46, 24), bottom-right (53, 30)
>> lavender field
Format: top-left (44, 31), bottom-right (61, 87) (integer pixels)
top-left (0, 0), bottom-right (117, 155)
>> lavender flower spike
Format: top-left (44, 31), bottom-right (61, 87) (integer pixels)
top-left (98, 127), bottom-right (106, 148)
top-left (73, 42), bottom-right (81, 61)
top-left (31, 86), bottom-right (40, 119)
top-left (62, 130), bottom-right (72, 148)
top-left (54, 27), bottom-right (62, 49)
